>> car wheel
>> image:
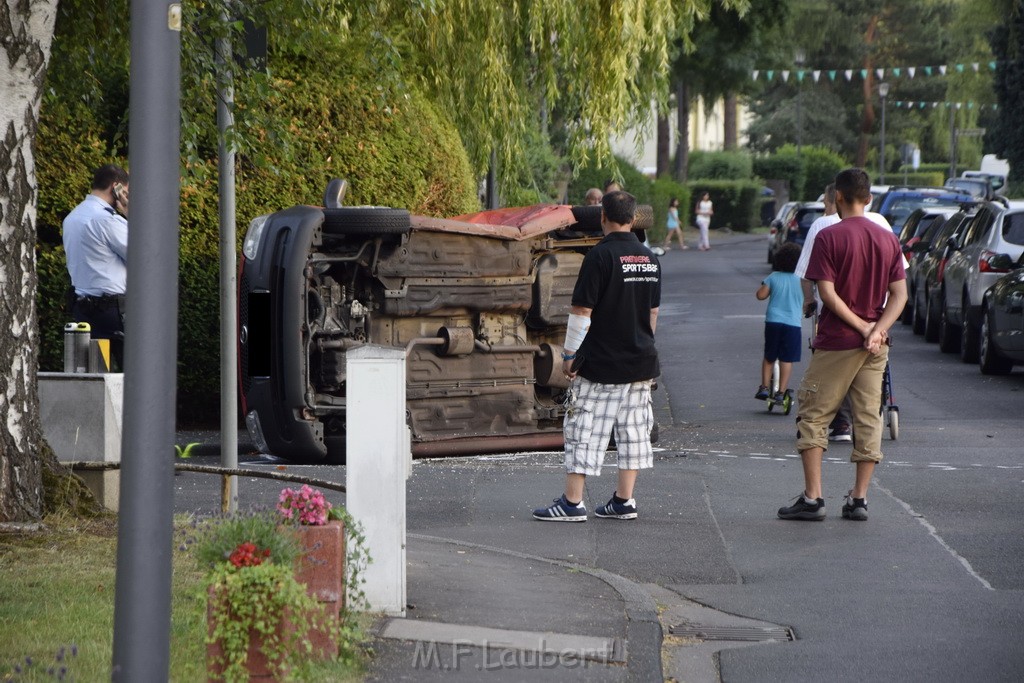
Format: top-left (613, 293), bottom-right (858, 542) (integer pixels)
top-left (321, 207), bottom-right (411, 236)
top-left (767, 246), bottom-right (773, 265)
top-left (937, 298), bottom-right (961, 353)
top-left (911, 291), bottom-right (926, 335)
top-left (924, 294), bottom-right (940, 342)
top-left (979, 305), bottom-right (1013, 375)
top-left (959, 296), bottom-right (980, 363)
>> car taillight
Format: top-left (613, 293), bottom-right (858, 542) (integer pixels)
top-left (788, 218), bottom-right (798, 230)
top-left (770, 227), bottom-right (777, 236)
top-left (979, 250), bottom-right (1010, 273)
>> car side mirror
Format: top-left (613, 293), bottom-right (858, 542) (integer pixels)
top-left (987, 253), bottom-right (1016, 271)
top-left (946, 236), bottom-right (959, 251)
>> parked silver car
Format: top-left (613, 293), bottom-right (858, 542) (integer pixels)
top-left (939, 201), bottom-right (1024, 361)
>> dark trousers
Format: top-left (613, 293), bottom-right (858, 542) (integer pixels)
top-left (72, 296), bottom-right (125, 371)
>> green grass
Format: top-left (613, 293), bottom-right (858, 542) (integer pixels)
top-left (0, 513), bottom-right (366, 681)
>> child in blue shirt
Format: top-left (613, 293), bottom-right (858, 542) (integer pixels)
top-left (755, 242), bottom-right (806, 403)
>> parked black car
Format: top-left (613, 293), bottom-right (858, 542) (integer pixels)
top-left (767, 202), bottom-right (824, 265)
top-left (237, 183), bottom-right (655, 463)
top-left (899, 207), bottom-right (960, 325)
top-left (978, 251), bottom-right (1024, 374)
top-left (908, 210), bottom-right (974, 341)
top-left (871, 187), bottom-right (975, 233)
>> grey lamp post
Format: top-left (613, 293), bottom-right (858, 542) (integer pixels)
top-left (879, 81), bottom-right (890, 183)
top-left (795, 49), bottom-right (806, 156)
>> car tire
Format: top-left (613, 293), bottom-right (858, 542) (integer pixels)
top-left (979, 305), bottom-right (1013, 375)
top-left (959, 296), bottom-right (980, 363)
top-left (937, 300), bottom-right (961, 353)
top-left (924, 294), bottom-right (940, 342)
top-left (911, 292), bottom-right (926, 335)
top-left (321, 207), bottom-right (411, 236)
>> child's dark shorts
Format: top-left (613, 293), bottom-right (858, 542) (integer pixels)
top-left (763, 322), bottom-right (802, 363)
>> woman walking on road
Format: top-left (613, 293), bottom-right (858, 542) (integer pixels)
top-left (695, 192), bottom-right (713, 251)
top-left (662, 197), bottom-right (687, 251)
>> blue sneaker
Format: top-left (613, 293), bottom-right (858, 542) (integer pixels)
top-left (594, 496), bottom-right (638, 520)
top-left (533, 495), bottom-right (587, 522)
top-left (755, 385), bottom-right (770, 400)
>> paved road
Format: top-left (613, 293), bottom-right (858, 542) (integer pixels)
top-left (175, 231), bottom-right (1024, 681)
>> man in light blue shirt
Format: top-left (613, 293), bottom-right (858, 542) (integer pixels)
top-left (63, 164), bottom-right (129, 370)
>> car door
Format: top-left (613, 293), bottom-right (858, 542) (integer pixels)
top-left (944, 208), bottom-right (991, 326)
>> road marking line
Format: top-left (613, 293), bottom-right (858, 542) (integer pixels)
top-left (873, 483), bottom-right (994, 591)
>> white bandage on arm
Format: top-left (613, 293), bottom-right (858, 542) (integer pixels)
top-left (563, 313), bottom-right (590, 353)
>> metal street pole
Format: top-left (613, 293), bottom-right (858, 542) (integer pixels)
top-left (216, 12), bottom-right (238, 513)
top-left (949, 104), bottom-right (958, 180)
top-left (879, 82), bottom-right (890, 184)
top-left (795, 49), bottom-right (805, 158)
top-left (112, 1), bottom-right (182, 680)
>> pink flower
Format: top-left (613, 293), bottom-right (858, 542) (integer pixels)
top-left (277, 485), bottom-right (332, 525)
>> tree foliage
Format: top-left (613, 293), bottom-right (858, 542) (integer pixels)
top-left (986, 0), bottom-right (1024, 183)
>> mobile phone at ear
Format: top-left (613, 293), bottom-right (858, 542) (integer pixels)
top-left (112, 183), bottom-right (124, 204)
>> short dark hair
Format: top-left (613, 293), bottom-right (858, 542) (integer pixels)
top-left (773, 242), bottom-right (802, 273)
top-left (834, 168), bottom-right (871, 204)
top-left (603, 178), bottom-right (622, 193)
top-left (92, 164), bottom-right (129, 191)
top-left (602, 191), bottom-right (636, 226)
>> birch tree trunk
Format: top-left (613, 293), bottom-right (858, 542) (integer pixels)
top-left (1, 0), bottom-right (60, 522)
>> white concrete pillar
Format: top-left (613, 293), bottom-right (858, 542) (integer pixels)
top-left (345, 345), bottom-right (410, 616)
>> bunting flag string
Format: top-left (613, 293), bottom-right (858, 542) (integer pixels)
top-left (891, 100), bottom-right (998, 111)
top-left (750, 60), bottom-right (1000, 84)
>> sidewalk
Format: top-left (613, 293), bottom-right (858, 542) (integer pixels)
top-left (171, 436), bottom-right (664, 681)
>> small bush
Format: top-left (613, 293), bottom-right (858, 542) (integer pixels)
top-left (688, 150), bottom-right (753, 180)
top-left (685, 180), bottom-right (762, 232)
top-left (794, 145), bottom-right (849, 200)
top-left (888, 172), bottom-right (946, 187)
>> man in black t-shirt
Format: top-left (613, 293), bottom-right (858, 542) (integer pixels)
top-left (533, 191), bottom-right (661, 522)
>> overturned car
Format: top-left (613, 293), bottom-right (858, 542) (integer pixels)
top-left (238, 183), bottom-right (653, 463)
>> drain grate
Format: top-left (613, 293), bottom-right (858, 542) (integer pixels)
top-left (669, 625), bottom-right (794, 642)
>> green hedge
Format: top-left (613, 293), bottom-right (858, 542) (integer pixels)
top-left (35, 64), bottom-right (480, 423)
top-left (887, 172), bottom-right (946, 187)
top-left (685, 180), bottom-right (762, 232)
top-left (687, 151), bottom-right (753, 180)
top-left (753, 150), bottom-right (806, 201)
top-left (899, 162), bottom-right (949, 175)
top-left (648, 177), bottom-right (691, 244)
top-left (797, 146), bottom-right (849, 200)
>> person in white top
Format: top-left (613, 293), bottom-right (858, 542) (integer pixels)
top-left (695, 192), bottom-right (713, 251)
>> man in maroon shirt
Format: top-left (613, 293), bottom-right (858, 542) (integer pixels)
top-left (778, 169), bottom-right (907, 522)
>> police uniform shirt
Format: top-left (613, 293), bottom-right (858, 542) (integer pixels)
top-left (63, 194), bottom-right (128, 296)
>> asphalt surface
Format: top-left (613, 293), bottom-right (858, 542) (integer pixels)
top-left (174, 228), bottom-right (1024, 682)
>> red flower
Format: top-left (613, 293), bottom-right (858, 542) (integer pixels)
top-left (228, 542), bottom-right (270, 568)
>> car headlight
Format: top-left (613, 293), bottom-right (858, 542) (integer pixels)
top-left (242, 215), bottom-right (270, 261)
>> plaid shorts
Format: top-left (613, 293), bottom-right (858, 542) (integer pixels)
top-left (563, 377), bottom-right (654, 476)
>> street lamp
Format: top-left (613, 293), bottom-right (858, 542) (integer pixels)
top-left (795, 49), bottom-right (806, 156)
top-left (878, 81), bottom-right (890, 183)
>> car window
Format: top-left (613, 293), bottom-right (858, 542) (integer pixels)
top-left (1003, 213), bottom-right (1024, 246)
top-left (963, 210), bottom-right (994, 246)
top-left (898, 213), bottom-right (922, 242)
top-left (797, 208), bottom-right (823, 231)
top-left (886, 197), bottom-right (969, 229)
top-left (916, 215), bottom-right (945, 241)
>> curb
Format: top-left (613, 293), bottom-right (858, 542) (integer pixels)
top-left (409, 533), bottom-right (663, 682)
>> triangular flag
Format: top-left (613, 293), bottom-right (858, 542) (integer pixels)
top-left (876, 68), bottom-right (884, 79)
top-left (924, 66), bottom-right (933, 76)
top-left (989, 61), bottom-right (997, 70)
top-left (932, 102), bottom-right (939, 108)
top-left (972, 62), bottom-right (979, 72)
top-left (829, 70), bottom-right (837, 81)
top-left (955, 102), bottom-right (961, 109)
top-left (955, 63), bottom-right (964, 73)
top-left (766, 70), bottom-right (774, 81)
top-left (939, 65), bottom-right (947, 75)
top-left (908, 67), bottom-right (916, 78)
top-left (892, 67), bottom-right (901, 77)
top-left (752, 70), bottom-right (760, 81)
top-left (782, 70), bottom-right (790, 82)
top-left (967, 101), bottom-right (974, 109)
top-left (797, 70), bottom-right (805, 83)
top-left (919, 102), bottom-right (926, 109)
top-left (812, 70), bottom-right (821, 83)
top-left (845, 70), bottom-right (853, 81)
top-left (860, 69), bottom-right (868, 80)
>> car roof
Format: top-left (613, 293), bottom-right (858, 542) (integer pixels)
top-left (882, 187), bottom-right (975, 200)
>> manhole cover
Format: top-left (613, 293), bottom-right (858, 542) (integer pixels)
top-left (669, 625), bottom-right (794, 642)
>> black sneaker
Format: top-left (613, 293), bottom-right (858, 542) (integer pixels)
top-left (777, 493), bottom-right (826, 521)
top-left (594, 496), bottom-right (638, 520)
top-left (842, 493), bottom-right (868, 521)
top-left (755, 385), bottom-right (770, 400)
top-left (828, 423), bottom-right (853, 443)
top-left (533, 495), bottom-right (587, 522)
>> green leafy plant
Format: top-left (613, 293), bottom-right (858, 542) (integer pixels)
top-left (195, 511), bottom-right (326, 681)
top-left (174, 443), bottom-right (200, 459)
